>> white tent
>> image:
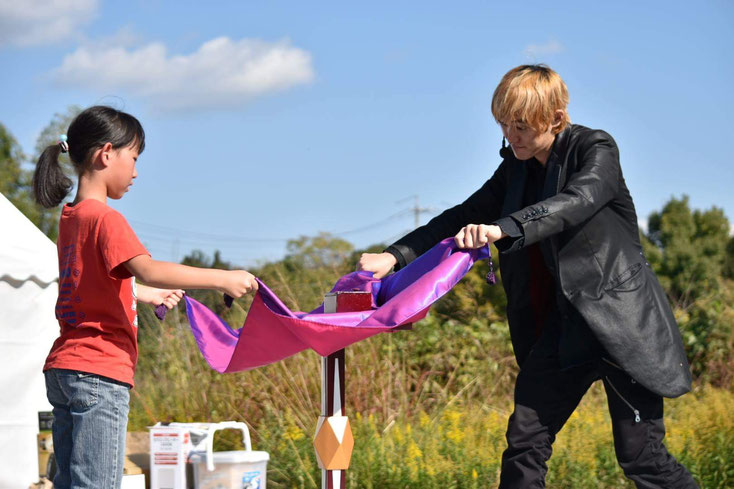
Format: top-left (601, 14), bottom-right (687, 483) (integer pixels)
top-left (0, 193), bottom-right (59, 489)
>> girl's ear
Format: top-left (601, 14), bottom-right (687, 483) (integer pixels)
top-left (96, 142), bottom-right (114, 168)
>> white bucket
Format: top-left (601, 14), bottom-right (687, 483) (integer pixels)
top-left (190, 450), bottom-right (269, 489)
top-left (188, 422), bottom-right (269, 489)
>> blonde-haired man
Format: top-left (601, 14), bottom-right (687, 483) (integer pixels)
top-left (359, 65), bottom-right (697, 488)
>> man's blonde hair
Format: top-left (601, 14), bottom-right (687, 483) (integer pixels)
top-left (491, 65), bottom-right (570, 134)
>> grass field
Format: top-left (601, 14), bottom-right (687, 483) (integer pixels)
top-left (129, 303), bottom-right (734, 488)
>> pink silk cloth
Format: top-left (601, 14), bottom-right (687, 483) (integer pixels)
top-left (184, 238), bottom-right (489, 372)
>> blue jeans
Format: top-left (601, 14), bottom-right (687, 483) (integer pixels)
top-left (44, 369), bottom-right (131, 489)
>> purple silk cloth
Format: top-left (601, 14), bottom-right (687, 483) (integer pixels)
top-left (184, 238), bottom-right (489, 372)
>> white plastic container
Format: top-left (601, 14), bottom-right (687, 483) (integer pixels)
top-left (189, 422), bottom-right (269, 489)
top-left (190, 450), bottom-right (269, 489)
top-left (121, 473), bottom-right (146, 489)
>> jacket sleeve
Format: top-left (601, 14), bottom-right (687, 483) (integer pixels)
top-left (386, 161), bottom-right (508, 269)
top-left (497, 130), bottom-right (621, 253)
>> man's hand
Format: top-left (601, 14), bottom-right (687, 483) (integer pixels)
top-left (357, 252), bottom-right (398, 279)
top-left (454, 224), bottom-right (506, 249)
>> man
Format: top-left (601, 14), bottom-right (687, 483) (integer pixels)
top-left (358, 65), bottom-right (698, 488)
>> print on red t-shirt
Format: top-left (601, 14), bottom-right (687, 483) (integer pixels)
top-left (56, 244), bottom-right (80, 324)
top-left (44, 199), bottom-right (149, 387)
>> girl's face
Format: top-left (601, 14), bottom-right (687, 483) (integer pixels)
top-left (499, 120), bottom-right (556, 164)
top-left (106, 144), bottom-right (139, 199)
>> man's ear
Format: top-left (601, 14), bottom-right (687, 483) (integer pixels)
top-left (552, 110), bottom-right (565, 128)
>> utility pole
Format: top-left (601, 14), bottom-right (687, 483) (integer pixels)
top-left (397, 195), bottom-right (437, 228)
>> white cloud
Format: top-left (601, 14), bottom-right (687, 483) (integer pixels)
top-left (0, 0), bottom-right (97, 47)
top-left (523, 39), bottom-right (564, 60)
top-left (52, 36), bottom-right (315, 111)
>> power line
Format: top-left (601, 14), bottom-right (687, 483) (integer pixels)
top-left (396, 195), bottom-right (440, 228)
top-left (128, 207), bottom-right (416, 245)
top-left (128, 220), bottom-right (286, 243)
top-left (128, 198), bottom-right (439, 261)
top-left (330, 208), bottom-right (412, 235)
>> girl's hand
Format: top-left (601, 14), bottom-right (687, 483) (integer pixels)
top-left (136, 283), bottom-right (184, 308)
top-left (454, 224), bottom-right (506, 249)
top-left (157, 289), bottom-right (185, 310)
top-left (357, 252), bottom-right (397, 279)
top-left (220, 270), bottom-right (259, 298)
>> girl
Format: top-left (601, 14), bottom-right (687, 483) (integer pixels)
top-left (33, 105), bottom-right (258, 489)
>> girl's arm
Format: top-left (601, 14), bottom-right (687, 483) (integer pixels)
top-left (124, 255), bottom-right (258, 298)
top-left (136, 282), bottom-right (185, 309)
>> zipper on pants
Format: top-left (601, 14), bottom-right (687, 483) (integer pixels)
top-left (605, 375), bottom-right (641, 423)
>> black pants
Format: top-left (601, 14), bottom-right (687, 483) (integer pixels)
top-left (498, 326), bottom-right (698, 489)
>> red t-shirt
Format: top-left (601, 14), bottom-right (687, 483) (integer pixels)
top-left (44, 199), bottom-right (149, 387)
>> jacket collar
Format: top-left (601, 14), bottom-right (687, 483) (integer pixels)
top-left (548, 124), bottom-right (572, 164)
top-left (540, 125), bottom-right (572, 200)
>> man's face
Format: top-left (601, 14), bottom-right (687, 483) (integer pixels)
top-left (500, 120), bottom-right (556, 164)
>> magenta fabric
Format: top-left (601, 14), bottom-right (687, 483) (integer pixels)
top-left (184, 238), bottom-right (490, 372)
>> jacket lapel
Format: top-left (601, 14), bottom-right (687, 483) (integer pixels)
top-left (542, 126), bottom-right (571, 200)
top-left (541, 157), bottom-right (561, 200)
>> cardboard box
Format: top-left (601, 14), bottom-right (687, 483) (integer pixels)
top-left (149, 425), bottom-right (194, 489)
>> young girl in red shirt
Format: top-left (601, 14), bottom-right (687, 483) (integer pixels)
top-left (33, 106), bottom-right (258, 489)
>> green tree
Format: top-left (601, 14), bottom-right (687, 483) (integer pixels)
top-left (724, 236), bottom-right (734, 280)
top-left (181, 249), bottom-right (232, 270)
top-left (0, 122), bottom-right (62, 240)
top-left (257, 233), bottom-right (355, 312)
top-left (0, 123), bottom-right (26, 200)
top-left (646, 195), bottom-right (730, 307)
top-left (284, 232), bottom-right (354, 270)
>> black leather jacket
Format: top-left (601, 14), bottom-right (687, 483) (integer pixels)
top-left (387, 124), bottom-right (692, 398)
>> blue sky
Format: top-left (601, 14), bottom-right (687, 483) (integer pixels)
top-left (2, 1), bottom-right (733, 267)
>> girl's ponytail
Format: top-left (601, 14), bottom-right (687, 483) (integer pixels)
top-left (33, 143), bottom-right (73, 208)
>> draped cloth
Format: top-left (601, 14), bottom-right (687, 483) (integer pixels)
top-left (184, 238), bottom-right (489, 372)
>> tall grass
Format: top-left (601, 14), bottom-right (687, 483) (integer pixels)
top-left (131, 300), bottom-right (733, 488)
top-left (131, 300), bottom-right (516, 434)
